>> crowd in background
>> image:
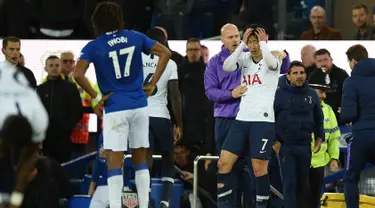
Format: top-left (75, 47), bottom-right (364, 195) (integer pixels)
top-left (0, 0), bottom-right (375, 40)
top-left (1, 1), bottom-right (375, 208)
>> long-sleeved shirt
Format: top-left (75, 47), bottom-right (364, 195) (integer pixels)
top-left (204, 46), bottom-right (241, 118)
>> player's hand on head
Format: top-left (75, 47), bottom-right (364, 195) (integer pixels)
top-left (232, 85), bottom-right (247, 98)
top-left (255, 28), bottom-right (268, 42)
top-left (242, 28), bottom-right (252, 43)
top-left (143, 83), bottom-right (156, 97)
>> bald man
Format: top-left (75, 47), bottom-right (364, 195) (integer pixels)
top-left (204, 23), bottom-right (255, 207)
top-left (300, 6), bottom-right (342, 40)
top-left (301, 44), bottom-right (317, 78)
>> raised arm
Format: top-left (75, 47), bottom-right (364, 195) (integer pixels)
top-left (223, 42), bottom-right (246, 72)
top-left (256, 28), bottom-right (279, 70)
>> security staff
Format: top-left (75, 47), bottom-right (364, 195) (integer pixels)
top-left (308, 69), bottom-right (340, 208)
top-left (274, 61), bottom-right (324, 208)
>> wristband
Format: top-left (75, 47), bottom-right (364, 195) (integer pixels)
top-left (93, 94), bottom-right (102, 103)
top-left (10, 191), bottom-right (24, 206)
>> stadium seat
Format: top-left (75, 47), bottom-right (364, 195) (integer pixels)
top-left (68, 195), bottom-right (91, 208)
top-left (130, 178), bottom-right (184, 207)
top-left (80, 175), bottom-right (92, 194)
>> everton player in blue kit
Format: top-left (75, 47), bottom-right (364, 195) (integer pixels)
top-left (74, 2), bottom-right (172, 208)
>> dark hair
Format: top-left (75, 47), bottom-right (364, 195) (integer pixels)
top-left (201, 45), bottom-right (208, 50)
top-left (146, 28), bottom-right (167, 46)
top-left (186, 37), bottom-right (201, 45)
top-left (45, 55), bottom-right (59, 65)
top-left (2, 36), bottom-right (20, 49)
top-left (0, 115), bottom-right (33, 149)
top-left (315, 49), bottom-right (331, 57)
top-left (346, 44), bottom-right (368, 62)
top-left (91, 2), bottom-right (124, 36)
top-left (352, 4), bottom-right (369, 14)
top-left (288, 61), bottom-right (305, 74)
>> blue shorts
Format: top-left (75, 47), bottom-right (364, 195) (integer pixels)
top-left (222, 121), bottom-right (275, 160)
top-left (215, 118), bottom-right (236, 154)
top-left (149, 117), bottom-right (174, 152)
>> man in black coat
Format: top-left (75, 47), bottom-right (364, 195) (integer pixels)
top-left (37, 55), bottom-right (82, 164)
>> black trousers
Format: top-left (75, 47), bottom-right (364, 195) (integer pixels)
top-left (279, 144), bottom-right (311, 208)
top-left (309, 166), bottom-right (325, 208)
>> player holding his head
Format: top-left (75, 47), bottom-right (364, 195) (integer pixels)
top-left (74, 2), bottom-right (172, 208)
top-left (218, 25), bottom-right (282, 208)
top-left (143, 28), bottom-right (183, 208)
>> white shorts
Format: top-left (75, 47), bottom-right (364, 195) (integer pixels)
top-left (103, 107), bottom-right (149, 151)
top-left (89, 186), bottom-right (109, 208)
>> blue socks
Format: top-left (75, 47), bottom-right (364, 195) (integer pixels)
top-left (256, 174), bottom-right (270, 208)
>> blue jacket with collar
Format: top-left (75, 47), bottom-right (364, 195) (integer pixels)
top-left (274, 75), bottom-right (325, 145)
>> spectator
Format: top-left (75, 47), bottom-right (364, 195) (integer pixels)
top-left (351, 4), bottom-right (375, 40)
top-left (300, 6), bottom-right (342, 40)
top-left (37, 55), bottom-right (83, 164)
top-left (154, 0), bottom-right (194, 40)
top-left (239, 0), bottom-right (276, 39)
top-left (301, 44), bottom-right (317, 78)
top-left (178, 38), bottom-right (214, 153)
top-left (201, 45), bottom-right (210, 64)
top-left (1, 36), bottom-right (37, 89)
top-left (373, 5), bottom-right (375, 24)
top-left (315, 49), bottom-right (349, 123)
top-left (190, 0), bottom-right (216, 38)
top-left (21, 154), bottom-right (73, 208)
top-left (30, 0), bottom-right (84, 39)
top-left (174, 141), bottom-right (216, 208)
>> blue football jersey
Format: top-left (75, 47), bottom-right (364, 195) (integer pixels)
top-left (79, 30), bottom-right (156, 113)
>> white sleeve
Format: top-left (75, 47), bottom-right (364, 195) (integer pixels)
top-left (168, 60), bottom-right (178, 81)
top-left (30, 91), bottom-right (48, 143)
top-left (223, 42), bottom-right (247, 72)
top-left (259, 41), bottom-right (280, 71)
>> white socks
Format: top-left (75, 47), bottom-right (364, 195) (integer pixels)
top-left (135, 169), bottom-right (150, 208)
top-left (107, 168), bottom-right (123, 208)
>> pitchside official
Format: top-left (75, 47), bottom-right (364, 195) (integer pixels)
top-left (274, 61), bottom-right (324, 208)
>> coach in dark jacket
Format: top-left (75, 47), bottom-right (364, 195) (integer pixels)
top-left (274, 61), bottom-right (324, 208)
top-left (37, 56), bottom-right (82, 164)
top-left (341, 45), bottom-right (375, 208)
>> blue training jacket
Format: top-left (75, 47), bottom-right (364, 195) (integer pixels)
top-left (274, 75), bottom-right (325, 145)
top-left (341, 58), bottom-right (375, 131)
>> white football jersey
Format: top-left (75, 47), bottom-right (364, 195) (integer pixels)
top-left (236, 53), bottom-right (281, 122)
top-left (142, 53), bottom-right (178, 119)
top-left (0, 62), bottom-right (48, 143)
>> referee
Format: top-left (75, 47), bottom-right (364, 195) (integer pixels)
top-left (341, 44), bottom-right (375, 208)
